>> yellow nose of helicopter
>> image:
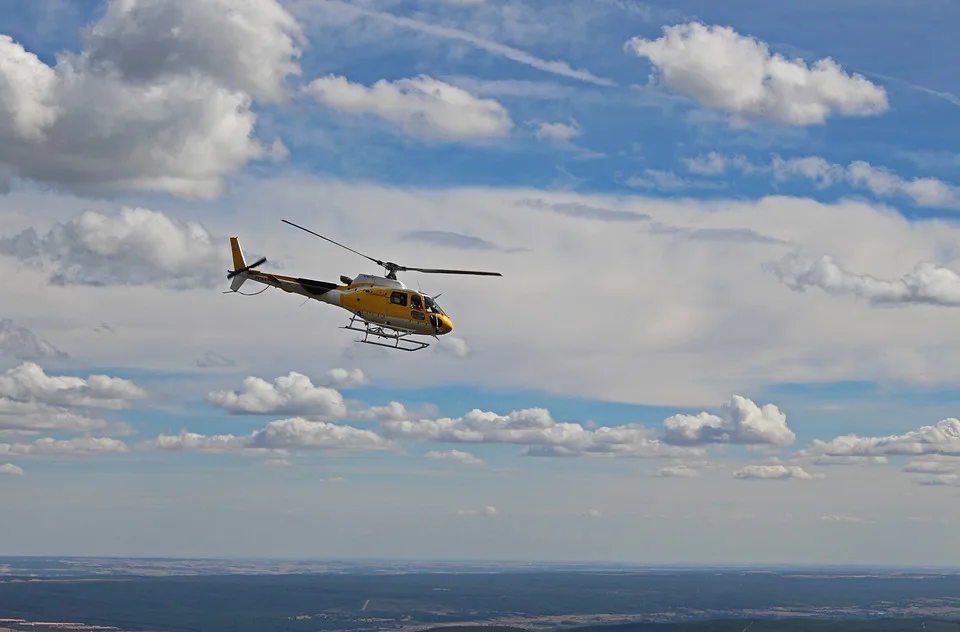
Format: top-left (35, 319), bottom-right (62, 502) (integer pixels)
top-left (438, 314), bottom-right (454, 334)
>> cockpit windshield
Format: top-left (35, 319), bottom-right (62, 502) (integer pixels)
top-left (424, 295), bottom-right (445, 315)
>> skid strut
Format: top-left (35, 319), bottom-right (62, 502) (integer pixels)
top-left (341, 315), bottom-right (431, 352)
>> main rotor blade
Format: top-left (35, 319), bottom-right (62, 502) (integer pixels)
top-left (400, 267), bottom-right (502, 276)
top-left (281, 219), bottom-right (384, 267)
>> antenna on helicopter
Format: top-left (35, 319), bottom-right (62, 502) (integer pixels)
top-left (281, 219), bottom-right (502, 280)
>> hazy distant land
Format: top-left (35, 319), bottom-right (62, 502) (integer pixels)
top-left (1, 558), bottom-right (959, 632)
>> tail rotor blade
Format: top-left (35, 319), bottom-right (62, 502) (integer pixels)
top-left (227, 256), bottom-right (267, 279)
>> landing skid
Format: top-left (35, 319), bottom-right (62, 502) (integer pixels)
top-left (341, 315), bottom-right (431, 352)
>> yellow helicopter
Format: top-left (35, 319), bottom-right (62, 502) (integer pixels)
top-left (225, 219), bottom-right (502, 351)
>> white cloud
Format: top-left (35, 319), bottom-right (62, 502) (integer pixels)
top-left (0, 207), bottom-right (224, 288)
top-left (149, 418), bottom-right (393, 454)
top-left (685, 153), bottom-right (960, 209)
top-left (149, 430), bottom-right (254, 455)
top-left (250, 417), bottom-right (392, 451)
top-left (381, 400), bottom-right (790, 458)
top-left (765, 253), bottom-right (960, 307)
top-left (434, 336), bottom-right (471, 358)
top-left (207, 371), bottom-right (348, 416)
top-left (627, 22), bottom-right (888, 125)
top-left (382, 407), bottom-right (700, 459)
top-left (657, 463), bottom-right (700, 478)
top-left (536, 120), bottom-right (580, 142)
top-left (807, 418), bottom-right (960, 458)
top-left (305, 74), bottom-right (513, 141)
top-left (0, 436), bottom-right (129, 456)
top-left (425, 449), bottom-right (484, 465)
top-left (13, 178), bottom-right (960, 407)
top-left (0, 398), bottom-right (107, 434)
top-left (846, 161), bottom-right (959, 208)
top-left (0, 462), bottom-right (23, 476)
top-left (320, 368), bottom-right (369, 389)
top-left (0, 319), bottom-right (68, 360)
top-left (772, 156), bottom-right (847, 187)
top-left (683, 152), bottom-right (742, 176)
top-left (662, 396), bottom-right (795, 446)
top-left (0, 362), bottom-right (145, 410)
top-left (733, 464), bottom-right (815, 480)
top-left (0, 0), bottom-right (303, 198)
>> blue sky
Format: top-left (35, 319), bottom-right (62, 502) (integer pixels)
top-left (1, 0), bottom-right (960, 565)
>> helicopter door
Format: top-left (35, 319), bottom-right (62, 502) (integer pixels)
top-left (409, 293), bottom-right (426, 322)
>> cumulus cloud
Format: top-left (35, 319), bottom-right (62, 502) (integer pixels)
top-left (0, 319), bottom-right (68, 360)
top-left (0, 362), bottom-right (145, 410)
top-left (0, 207), bottom-right (224, 288)
top-left (807, 418), bottom-right (960, 458)
top-left (733, 464), bottom-right (815, 480)
top-left (149, 418), bottom-right (393, 455)
top-left (0, 0), bottom-right (303, 198)
top-left (207, 371), bottom-right (348, 416)
top-left (305, 74), bottom-right (513, 141)
top-left (382, 407), bottom-right (702, 459)
top-left (321, 368), bottom-right (369, 389)
top-left (425, 449), bottom-right (484, 465)
top-left (0, 363), bottom-right (144, 435)
top-left (765, 253), bottom-right (960, 307)
top-left (627, 22), bottom-right (888, 126)
top-left (0, 463), bottom-right (23, 476)
top-left (662, 396), bottom-right (795, 446)
top-left (369, 398), bottom-right (795, 459)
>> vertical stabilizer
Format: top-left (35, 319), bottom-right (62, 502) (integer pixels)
top-left (229, 237), bottom-right (248, 291)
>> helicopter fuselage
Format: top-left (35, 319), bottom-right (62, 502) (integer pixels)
top-left (241, 267), bottom-right (454, 337)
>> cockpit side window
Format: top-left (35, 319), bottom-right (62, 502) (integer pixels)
top-left (390, 291), bottom-right (408, 307)
top-left (424, 296), bottom-right (445, 315)
top-left (410, 294), bottom-right (424, 310)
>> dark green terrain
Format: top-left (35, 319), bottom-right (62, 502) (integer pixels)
top-left (2, 563), bottom-right (960, 632)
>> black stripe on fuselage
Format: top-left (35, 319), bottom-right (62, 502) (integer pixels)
top-left (297, 277), bottom-right (339, 296)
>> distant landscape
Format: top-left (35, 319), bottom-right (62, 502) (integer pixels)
top-left (2, 558), bottom-right (960, 632)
